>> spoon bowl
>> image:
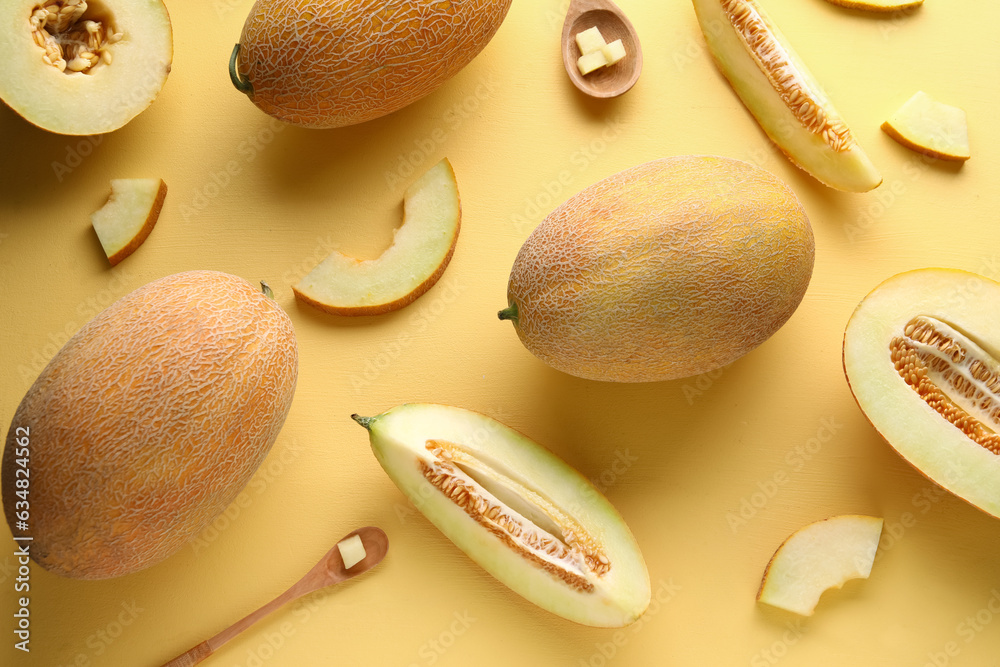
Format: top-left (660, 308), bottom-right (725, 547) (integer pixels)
top-left (561, 0), bottom-right (643, 98)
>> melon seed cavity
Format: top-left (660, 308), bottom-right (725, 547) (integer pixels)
top-left (420, 439), bottom-right (610, 592)
top-left (30, 0), bottom-right (122, 73)
top-left (891, 315), bottom-right (1000, 455)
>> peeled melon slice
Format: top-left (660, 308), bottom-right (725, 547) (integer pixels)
top-left (692, 0), bottom-right (882, 192)
top-left (844, 269), bottom-right (1000, 519)
top-left (0, 0), bottom-right (172, 135)
top-left (757, 515), bottom-right (883, 616)
top-left (353, 404), bottom-right (650, 627)
top-left (90, 178), bottom-right (166, 265)
top-left (882, 91), bottom-right (971, 161)
top-left (293, 159), bottom-right (460, 316)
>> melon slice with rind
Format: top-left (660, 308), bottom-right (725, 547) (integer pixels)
top-left (293, 158), bottom-right (460, 316)
top-left (91, 178), bottom-right (167, 266)
top-left (353, 403), bottom-right (651, 627)
top-left (823, 0), bottom-right (922, 11)
top-left (844, 268), bottom-right (1000, 519)
top-left (881, 91), bottom-right (971, 161)
top-left (757, 515), bottom-right (883, 616)
top-left (692, 0), bottom-right (882, 192)
top-left (0, 0), bottom-right (172, 135)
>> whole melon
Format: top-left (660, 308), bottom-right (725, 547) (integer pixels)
top-left (232, 0), bottom-right (513, 128)
top-left (1, 271), bottom-right (298, 579)
top-left (499, 156), bottom-right (815, 382)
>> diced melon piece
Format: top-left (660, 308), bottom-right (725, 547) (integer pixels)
top-left (577, 50), bottom-right (609, 76)
top-left (881, 91), bottom-right (971, 162)
top-left (337, 534), bottom-right (367, 569)
top-left (575, 26), bottom-right (607, 55)
top-left (602, 39), bottom-right (627, 65)
top-left (90, 178), bottom-right (167, 266)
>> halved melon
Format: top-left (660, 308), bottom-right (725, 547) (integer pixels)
top-left (0, 0), bottom-right (172, 135)
top-left (844, 269), bottom-right (1000, 518)
top-left (757, 515), bottom-right (883, 616)
top-left (353, 404), bottom-right (650, 627)
top-left (692, 0), bottom-right (882, 192)
top-left (882, 91), bottom-right (971, 162)
top-left (90, 178), bottom-right (166, 265)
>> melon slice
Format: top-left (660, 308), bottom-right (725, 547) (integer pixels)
top-left (757, 515), bottom-right (883, 616)
top-left (0, 0), bottom-right (172, 135)
top-left (293, 159), bottom-right (460, 316)
top-left (692, 0), bottom-right (882, 192)
top-left (882, 91), bottom-right (971, 161)
top-left (353, 404), bottom-right (650, 627)
top-left (844, 269), bottom-right (1000, 519)
top-left (90, 178), bottom-right (167, 265)
top-left (823, 0), bottom-right (922, 10)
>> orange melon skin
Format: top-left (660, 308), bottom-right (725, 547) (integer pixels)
top-left (1, 271), bottom-right (298, 579)
top-left (236, 0), bottom-right (512, 128)
top-left (504, 156), bottom-right (815, 383)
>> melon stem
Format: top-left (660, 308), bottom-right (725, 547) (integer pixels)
top-left (229, 43), bottom-right (254, 96)
top-left (352, 414), bottom-right (374, 430)
top-left (260, 281), bottom-right (274, 300)
top-left (498, 303), bottom-right (519, 324)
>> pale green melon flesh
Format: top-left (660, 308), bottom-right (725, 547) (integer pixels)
top-left (0, 0), bottom-right (172, 135)
top-left (90, 178), bottom-right (164, 261)
top-left (882, 91), bottom-right (971, 161)
top-left (692, 0), bottom-right (881, 192)
top-left (357, 403), bottom-right (650, 627)
top-left (844, 269), bottom-right (1000, 518)
top-left (293, 159), bottom-right (460, 313)
top-left (758, 515), bottom-right (883, 616)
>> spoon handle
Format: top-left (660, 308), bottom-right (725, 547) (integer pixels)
top-left (160, 584), bottom-right (307, 666)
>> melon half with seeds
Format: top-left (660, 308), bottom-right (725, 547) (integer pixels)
top-left (0, 0), bottom-right (172, 135)
top-left (232, 0), bottom-right (512, 128)
top-left (844, 269), bottom-right (1000, 519)
top-left (692, 0), bottom-right (881, 192)
top-left (1, 271), bottom-right (298, 579)
top-left (354, 404), bottom-right (650, 627)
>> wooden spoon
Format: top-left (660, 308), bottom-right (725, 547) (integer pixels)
top-left (160, 526), bottom-right (389, 666)
top-left (561, 0), bottom-right (643, 98)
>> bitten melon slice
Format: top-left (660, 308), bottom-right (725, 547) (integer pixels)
top-left (0, 0), bottom-right (172, 135)
top-left (293, 159), bottom-right (460, 316)
top-left (91, 178), bottom-right (167, 265)
top-left (354, 404), bottom-right (650, 627)
top-left (757, 515), bottom-right (883, 616)
top-left (882, 91), bottom-right (971, 161)
top-left (844, 269), bottom-right (1000, 519)
top-left (692, 0), bottom-right (882, 192)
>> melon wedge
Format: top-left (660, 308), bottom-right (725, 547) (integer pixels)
top-left (293, 159), bottom-right (460, 316)
top-left (823, 0), bottom-right (922, 11)
top-left (353, 404), bottom-right (650, 627)
top-left (692, 0), bottom-right (882, 192)
top-left (844, 269), bottom-right (1000, 519)
top-left (757, 515), bottom-right (883, 616)
top-left (882, 91), bottom-right (971, 162)
top-left (90, 178), bottom-right (167, 265)
top-left (0, 0), bottom-right (172, 135)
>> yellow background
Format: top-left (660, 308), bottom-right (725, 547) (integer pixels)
top-left (3, 0), bottom-right (1000, 665)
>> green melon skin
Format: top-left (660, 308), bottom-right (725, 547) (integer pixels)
top-left (501, 156), bottom-right (815, 383)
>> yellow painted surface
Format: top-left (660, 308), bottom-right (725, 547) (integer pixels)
top-left (2, 1), bottom-right (1000, 665)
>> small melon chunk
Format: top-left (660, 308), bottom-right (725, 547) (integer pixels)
top-left (844, 269), bottom-right (1000, 519)
top-left (337, 534), bottom-right (367, 569)
top-left (577, 50), bottom-right (609, 75)
top-left (575, 26), bottom-right (607, 55)
top-left (354, 404), bottom-right (650, 627)
top-left (757, 515), bottom-right (883, 616)
top-left (293, 158), bottom-right (460, 316)
top-left (882, 91), bottom-right (971, 161)
top-left (602, 39), bottom-right (627, 65)
top-left (91, 178), bottom-right (167, 266)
